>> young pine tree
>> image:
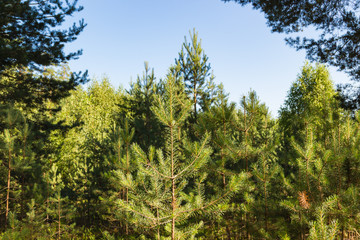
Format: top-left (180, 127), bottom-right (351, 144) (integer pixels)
top-left (0, 107), bottom-right (33, 229)
top-left (46, 164), bottom-right (75, 239)
top-left (175, 29), bottom-right (216, 118)
top-left (104, 120), bottom-right (135, 236)
top-left (124, 62), bottom-right (163, 149)
top-left (112, 73), bottom-right (243, 239)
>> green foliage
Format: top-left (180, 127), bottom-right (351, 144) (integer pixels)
top-left (103, 119), bottom-right (135, 235)
top-left (308, 196), bottom-right (339, 240)
top-left (53, 77), bottom-right (125, 227)
top-left (278, 62), bottom-right (340, 180)
top-left (175, 29), bottom-right (217, 117)
top-left (276, 63), bottom-right (360, 239)
top-left (0, 0), bottom-right (85, 71)
top-left (2, 31), bottom-right (360, 240)
top-left (46, 164), bottom-right (75, 239)
top-left (124, 62), bottom-right (164, 149)
top-left (0, 0), bottom-right (88, 102)
top-left (0, 106), bottom-right (35, 230)
top-left (279, 62), bottom-right (339, 142)
top-left (1, 6), bottom-right (87, 233)
top-left (195, 89), bottom-right (283, 238)
top-left (53, 77), bottom-right (123, 180)
top-left (110, 73), bottom-right (243, 239)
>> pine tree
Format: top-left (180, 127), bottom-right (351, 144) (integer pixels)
top-left (308, 196), bottom-right (339, 240)
top-left (104, 119), bottom-right (135, 235)
top-left (1, 0), bottom-right (87, 116)
top-left (175, 29), bottom-right (216, 118)
top-left (46, 164), bottom-right (75, 239)
top-left (195, 90), bottom-right (273, 238)
top-left (276, 63), bottom-right (360, 238)
top-left (51, 77), bottom-right (124, 227)
top-left (233, 91), bottom-right (282, 238)
top-left (278, 63), bottom-right (340, 170)
top-left (250, 110), bottom-right (282, 237)
top-left (0, 107), bottom-right (33, 229)
top-left (124, 62), bottom-right (163, 149)
top-left (194, 85), bottom-right (240, 238)
top-left (112, 73), bottom-right (242, 239)
top-left (324, 112), bottom-right (360, 236)
top-left (195, 84), bottom-right (236, 187)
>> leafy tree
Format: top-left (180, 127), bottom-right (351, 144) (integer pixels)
top-left (0, 66), bottom-right (84, 186)
top-left (51, 77), bottom-right (125, 227)
top-left (279, 63), bottom-right (340, 169)
top-left (54, 77), bottom-right (123, 180)
top-left (0, 66), bottom-right (88, 236)
top-left (0, 1), bottom-right (86, 235)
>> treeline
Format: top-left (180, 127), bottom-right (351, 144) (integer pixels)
top-left (1, 32), bottom-right (360, 240)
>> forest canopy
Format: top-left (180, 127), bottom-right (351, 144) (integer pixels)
top-left (1, 28), bottom-right (360, 239)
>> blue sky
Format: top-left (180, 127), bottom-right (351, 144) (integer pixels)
top-left (65, 0), bottom-right (351, 116)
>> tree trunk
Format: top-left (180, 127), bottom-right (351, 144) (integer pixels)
top-left (171, 126), bottom-right (176, 240)
top-left (5, 148), bottom-right (12, 227)
top-left (58, 192), bottom-right (61, 240)
top-left (193, 81), bottom-right (197, 118)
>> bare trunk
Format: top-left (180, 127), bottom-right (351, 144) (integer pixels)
top-left (5, 148), bottom-right (12, 227)
top-left (171, 126), bottom-right (176, 240)
top-left (172, 178), bottom-right (176, 240)
top-left (58, 192), bottom-right (61, 240)
top-left (193, 82), bottom-right (197, 118)
top-left (300, 212), bottom-right (304, 240)
top-left (226, 225), bottom-right (232, 240)
top-left (306, 158), bottom-right (310, 194)
top-left (157, 208), bottom-right (161, 240)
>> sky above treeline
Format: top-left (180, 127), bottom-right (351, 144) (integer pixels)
top-left (65, 0), bottom-right (351, 116)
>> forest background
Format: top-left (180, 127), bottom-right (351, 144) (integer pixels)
top-left (1, 0), bottom-right (360, 239)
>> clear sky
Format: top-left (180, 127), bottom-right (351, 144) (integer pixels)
top-left (65, 0), bottom-right (351, 117)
